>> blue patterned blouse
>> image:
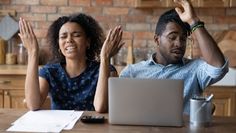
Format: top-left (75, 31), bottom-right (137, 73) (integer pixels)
top-left (39, 61), bottom-right (116, 110)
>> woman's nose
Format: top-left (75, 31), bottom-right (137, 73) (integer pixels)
top-left (66, 35), bottom-right (73, 43)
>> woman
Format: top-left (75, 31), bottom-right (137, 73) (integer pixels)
top-left (19, 13), bottom-right (123, 113)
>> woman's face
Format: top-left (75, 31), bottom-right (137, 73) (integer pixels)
top-left (58, 22), bottom-right (89, 60)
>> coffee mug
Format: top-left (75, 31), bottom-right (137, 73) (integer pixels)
top-left (190, 95), bottom-right (213, 127)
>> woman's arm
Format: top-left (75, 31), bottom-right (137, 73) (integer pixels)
top-left (94, 26), bottom-right (124, 113)
top-left (19, 18), bottom-right (49, 110)
top-left (174, 0), bottom-right (225, 67)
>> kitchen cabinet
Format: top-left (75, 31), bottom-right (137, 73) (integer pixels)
top-left (231, 0), bottom-right (236, 6)
top-left (205, 86), bottom-right (236, 117)
top-left (0, 65), bottom-right (51, 109)
top-left (134, 0), bottom-right (168, 8)
top-left (198, 0), bottom-right (230, 7)
top-left (166, 0), bottom-right (198, 7)
top-left (134, 0), bottom-right (234, 8)
top-left (0, 90), bottom-right (3, 107)
top-left (0, 9), bottom-right (16, 17)
top-left (0, 65), bottom-right (26, 108)
top-left (3, 89), bottom-right (25, 108)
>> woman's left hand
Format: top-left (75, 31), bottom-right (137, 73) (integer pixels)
top-left (100, 26), bottom-right (124, 61)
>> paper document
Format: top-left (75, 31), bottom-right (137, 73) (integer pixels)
top-left (7, 110), bottom-right (83, 133)
top-left (64, 111), bottom-right (83, 130)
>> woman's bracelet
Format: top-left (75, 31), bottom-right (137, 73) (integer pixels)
top-left (190, 21), bottom-right (204, 33)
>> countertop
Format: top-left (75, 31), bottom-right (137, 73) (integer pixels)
top-left (0, 65), bottom-right (27, 75)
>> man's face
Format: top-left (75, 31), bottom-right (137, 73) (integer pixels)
top-left (155, 22), bottom-right (187, 64)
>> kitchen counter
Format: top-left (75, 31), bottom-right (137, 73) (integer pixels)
top-left (0, 65), bottom-right (27, 75)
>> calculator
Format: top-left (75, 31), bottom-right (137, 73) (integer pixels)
top-left (80, 115), bottom-right (105, 123)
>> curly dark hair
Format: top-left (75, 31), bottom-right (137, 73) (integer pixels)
top-left (47, 13), bottom-right (105, 63)
top-left (155, 9), bottom-right (191, 37)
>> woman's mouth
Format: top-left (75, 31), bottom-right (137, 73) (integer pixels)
top-left (65, 46), bottom-right (76, 53)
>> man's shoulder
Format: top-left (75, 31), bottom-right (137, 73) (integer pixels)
top-left (183, 58), bottom-right (205, 65)
top-left (128, 60), bottom-right (149, 68)
top-left (120, 60), bottom-right (149, 77)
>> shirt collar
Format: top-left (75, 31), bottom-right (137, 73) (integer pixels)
top-left (147, 53), bottom-right (159, 65)
top-left (147, 52), bottom-right (186, 66)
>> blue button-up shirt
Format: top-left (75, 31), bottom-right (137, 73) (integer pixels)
top-left (120, 53), bottom-right (228, 114)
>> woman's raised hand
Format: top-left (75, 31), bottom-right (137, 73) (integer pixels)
top-left (101, 26), bottom-right (124, 60)
top-left (18, 18), bottom-right (39, 55)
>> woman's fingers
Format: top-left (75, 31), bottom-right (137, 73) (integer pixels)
top-left (110, 27), bottom-right (117, 41)
top-left (27, 21), bottom-right (34, 35)
top-left (102, 25), bottom-right (124, 58)
top-left (110, 26), bottom-right (124, 56)
top-left (19, 18), bottom-right (22, 34)
top-left (110, 26), bottom-right (122, 45)
top-left (117, 42), bottom-right (125, 53)
top-left (111, 41), bottom-right (125, 57)
top-left (18, 18), bottom-right (39, 51)
top-left (19, 18), bottom-right (34, 36)
top-left (107, 29), bottom-right (112, 40)
top-left (117, 28), bottom-right (123, 45)
top-left (22, 18), bottom-right (28, 34)
top-left (24, 19), bottom-right (31, 35)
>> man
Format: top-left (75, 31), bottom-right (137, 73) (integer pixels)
top-left (120, 0), bottom-right (228, 114)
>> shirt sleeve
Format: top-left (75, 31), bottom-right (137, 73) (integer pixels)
top-left (38, 65), bottom-right (50, 81)
top-left (197, 58), bottom-right (229, 90)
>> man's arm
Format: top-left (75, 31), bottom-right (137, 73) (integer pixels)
top-left (174, 0), bottom-right (225, 67)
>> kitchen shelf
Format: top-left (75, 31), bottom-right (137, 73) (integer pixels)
top-left (134, 0), bottom-right (235, 8)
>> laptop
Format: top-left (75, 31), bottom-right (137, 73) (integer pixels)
top-left (108, 77), bottom-right (184, 127)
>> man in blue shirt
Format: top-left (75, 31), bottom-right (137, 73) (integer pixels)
top-left (120, 0), bottom-right (228, 114)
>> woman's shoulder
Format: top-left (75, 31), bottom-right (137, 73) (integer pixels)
top-left (40, 63), bottom-right (63, 72)
top-left (42, 62), bottom-right (61, 68)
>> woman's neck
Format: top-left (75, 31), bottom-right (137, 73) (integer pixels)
top-left (65, 58), bottom-right (87, 78)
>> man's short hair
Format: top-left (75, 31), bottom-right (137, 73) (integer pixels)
top-left (155, 9), bottom-right (190, 36)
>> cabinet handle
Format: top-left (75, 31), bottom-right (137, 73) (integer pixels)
top-left (4, 91), bottom-right (9, 95)
top-left (0, 80), bottom-right (11, 84)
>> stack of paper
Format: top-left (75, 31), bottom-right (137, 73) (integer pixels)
top-left (7, 110), bottom-right (83, 133)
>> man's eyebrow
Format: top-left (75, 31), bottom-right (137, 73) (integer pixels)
top-left (166, 31), bottom-right (179, 36)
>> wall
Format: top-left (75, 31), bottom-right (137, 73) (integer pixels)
top-left (0, 0), bottom-right (236, 65)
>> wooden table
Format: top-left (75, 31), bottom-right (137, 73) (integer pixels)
top-left (1, 109), bottom-right (236, 133)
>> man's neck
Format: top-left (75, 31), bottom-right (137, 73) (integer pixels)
top-left (154, 52), bottom-right (183, 66)
top-left (154, 53), bottom-right (169, 66)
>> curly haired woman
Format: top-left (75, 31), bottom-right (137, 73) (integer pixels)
top-left (19, 13), bottom-right (123, 113)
